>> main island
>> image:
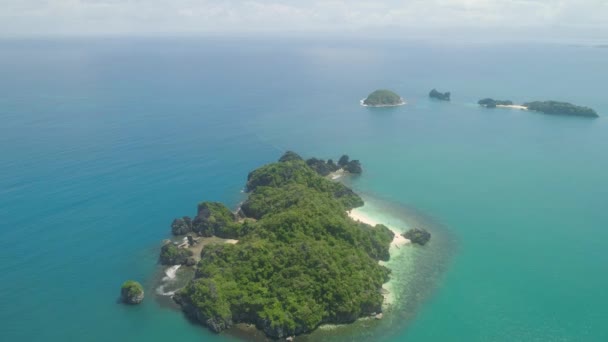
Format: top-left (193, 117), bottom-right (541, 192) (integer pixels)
top-left (161, 152), bottom-right (398, 339)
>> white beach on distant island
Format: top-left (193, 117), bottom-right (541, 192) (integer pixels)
top-left (496, 104), bottom-right (528, 110)
top-left (360, 99), bottom-right (407, 107)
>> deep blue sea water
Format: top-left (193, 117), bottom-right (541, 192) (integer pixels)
top-left (1, 37), bottom-right (608, 341)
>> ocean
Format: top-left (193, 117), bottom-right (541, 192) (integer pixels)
top-left (1, 37), bottom-right (607, 341)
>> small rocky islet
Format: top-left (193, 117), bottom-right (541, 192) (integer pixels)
top-left (429, 89), bottom-right (451, 101)
top-left (403, 228), bottom-right (431, 246)
top-left (120, 280), bottom-right (144, 305)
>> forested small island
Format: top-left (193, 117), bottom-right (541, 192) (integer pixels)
top-left (523, 101), bottom-right (598, 118)
top-left (164, 152), bottom-right (394, 338)
top-left (429, 89), bottom-right (451, 101)
top-left (362, 89), bottom-right (405, 107)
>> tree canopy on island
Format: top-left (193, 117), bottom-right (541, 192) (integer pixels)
top-left (523, 101), bottom-right (598, 118)
top-left (170, 152), bottom-right (394, 338)
top-left (363, 89), bottom-right (404, 106)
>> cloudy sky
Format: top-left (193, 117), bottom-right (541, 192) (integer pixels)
top-left (1, 0), bottom-right (607, 40)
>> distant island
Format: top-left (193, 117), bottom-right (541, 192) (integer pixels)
top-left (479, 99), bottom-right (598, 117)
top-left (362, 89), bottom-right (405, 107)
top-left (523, 101), bottom-right (598, 118)
top-left (163, 152), bottom-right (397, 339)
top-left (429, 89), bottom-right (450, 101)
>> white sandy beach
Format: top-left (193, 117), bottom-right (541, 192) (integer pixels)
top-left (497, 104), bottom-right (528, 110)
top-left (360, 99), bottom-right (407, 107)
top-left (348, 207), bottom-right (411, 307)
top-left (348, 208), bottom-right (410, 247)
top-left (329, 169), bottom-right (345, 180)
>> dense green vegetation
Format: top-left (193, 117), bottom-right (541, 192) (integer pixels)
top-left (170, 202), bottom-right (243, 238)
top-left (278, 151), bottom-right (303, 162)
top-left (429, 89), bottom-right (451, 101)
top-left (160, 242), bottom-right (194, 265)
top-left (192, 202), bottom-right (243, 238)
top-left (403, 228), bottom-right (431, 246)
top-left (363, 89), bottom-right (404, 106)
top-left (523, 101), bottom-right (598, 118)
top-left (478, 98), bottom-right (513, 108)
top-left (120, 280), bottom-right (144, 304)
top-left (172, 153), bottom-right (393, 338)
top-left (171, 216), bottom-right (193, 235)
top-left (246, 157), bottom-right (363, 209)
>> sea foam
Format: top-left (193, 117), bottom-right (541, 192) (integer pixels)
top-left (156, 265), bottom-right (182, 296)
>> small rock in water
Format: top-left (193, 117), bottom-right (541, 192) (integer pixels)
top-left (286, 337), bottom-right (294, 341)
top-left (375, 313), bottom-right (383, 320)
top-left (120, 280), bottom-right (144, 305)
top-left (402, 228), bottom-right (431, 245)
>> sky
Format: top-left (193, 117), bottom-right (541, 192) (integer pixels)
top-left (1, 0), bottom-right (607, 41)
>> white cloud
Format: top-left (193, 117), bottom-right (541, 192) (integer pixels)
top-left (0, 0), bottom-right (606, 40)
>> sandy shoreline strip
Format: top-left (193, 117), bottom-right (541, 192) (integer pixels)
top-left (348, 208), bottom-right (410, 247)
top-left (496, 104), bottom-right (528, 110)
top-left (348, 207), bottom-right (410, 307)
top-left (329, 169), bottom-right (345, 180)
top-left (360, 99), bottom-right (407, 107)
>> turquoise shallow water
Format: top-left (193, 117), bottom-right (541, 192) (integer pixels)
top-left (1, 37), bottom-right (608, 341)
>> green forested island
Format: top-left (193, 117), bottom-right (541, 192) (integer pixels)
top-left (523, 101), bottom-right (599, 118)
top-left (362, 89), bottom-right (405, 106)
top-left (478, 98), bottom-right (513, 108)
top-left (478, 98), bottom-right (598, 117)
top-left (167, 152), bottom-right (394, 338)
top-left (429, 89), bottom-right (451, 101)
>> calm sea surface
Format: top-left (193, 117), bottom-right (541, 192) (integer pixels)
top-left (1, 37), bottom-right (607, 341)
